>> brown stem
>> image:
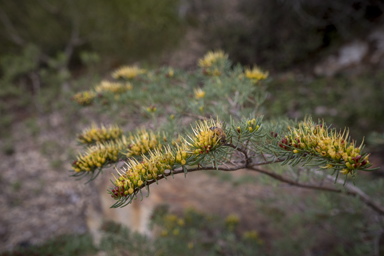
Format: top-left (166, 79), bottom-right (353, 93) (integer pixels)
top-left (133, 164), bottom-right (245, 193)
top-left (248, 166), bottom-right (384, 215)
top-left (125, 145), bottom-right (384, 216)
top-left (225, 143), bottom-right (251, 166)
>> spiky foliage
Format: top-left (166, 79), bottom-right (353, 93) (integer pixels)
top-left (125, 129), bottom-right (161, 157)
top-left (69, 51), bottom-right (379, 216)
top-left (77, 124), bottom-right (122, 145)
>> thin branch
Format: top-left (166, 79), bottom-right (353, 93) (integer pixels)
top-left (248, 166), bottom-right (384, 215)
top-left (132, 164), bottom-right (246, 194)
top-left (225, 143), bottom-right (251, 166)
top-left (113, 143), bottom-right (384, 216)
top-left (248, 158), bottom-right (285, 166)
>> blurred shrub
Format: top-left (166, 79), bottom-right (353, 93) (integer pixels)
top-left (0, 0), bottom-right (183, 136)
top-left (194, 0), bottom-right (384, 70)
top-left (0, 0), bottom-right (183, 64)
top-left (100, 206), bottom-right (262, 256)
top-left (0, 234), bottom-right (97, 256)
top-left (265, 71), bottom-right (384, 138)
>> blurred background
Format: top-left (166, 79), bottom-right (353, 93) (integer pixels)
top-left (1, 0), bottom-right (384, 255)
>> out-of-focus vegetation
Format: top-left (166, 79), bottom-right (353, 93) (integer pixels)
top-left (4, 201), bottom-right (383, 256)
top-left (195, 0), bottom-right (384, 69)
top-left (1, 0), bottom-right (384, 255)
top-left (0, 234), bottom-right (97, 256)
top-left (266, 71), bottom-right (384, 138)
top-left (0, 0), bottom-right (183, 138)
top-left (0, 0), bottom-right (182, 61)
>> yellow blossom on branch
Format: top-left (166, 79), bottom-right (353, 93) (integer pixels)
top-left (72, 142), bottom-right (120, 173)
top-left (77, 124), bottom-right (122, 145)
top-left (185, 119), bottom-right (226, 155)
top-left (112, 65), bottom-right (146, 79)
top-left (194, 88), bottom-right (205, 99)
top-left (278, 118), bottom-right (372, 175)
top-left (126, 129), bottom-right (161, 157)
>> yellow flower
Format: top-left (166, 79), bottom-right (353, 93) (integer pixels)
top-left (168, 68), bottom-right (174, 77)
top-left (77, 123), bottom-right (122, 145)
top-left (177, 219), bottom-right (185, 226)
top-left (244, 66), bottom-right (268, 84)
top-left (72, 91), bottom-right (95, 106)
top-left (198, 50), bottom-right (228, 68)
top-left (95, 80), bottom-right (132, 94)
top-left (194, 88), bottom-right (205, 99)
top-left (185, 118), bottom-right (225, 155)
top-left (146, 106), bottom-right (157, 113)
top-left (279, 117), bottom-right (369, 172)
top-left (126, 129), bottom-right (160, 157)
top-left (225, 214), bottom-right (240, 226)
top-left (72, 141), bottom-right (121, 173)
top-left (112, 66), bottom-right (146, 79)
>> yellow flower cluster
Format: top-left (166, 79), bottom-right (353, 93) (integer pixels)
top-left (244, 66), bottom-right (268, 84)
top-left (146, 106), bottom-right (157, 113)
top-left (72, 91), bottom-right (95, 106)
top-left (198, 50), bottom-right (228, 68)
top-left (225, 214), bottom-right (240, 231)
top-left (126, 129), bottom-right (161, 157)
top-left (110, 119), bottom-right (225, 200)
top-left (112, 66), bottom-right (146, 79)
top-left (72, 142), bottom-right (120, 172)
top-left (174, 144), bottom-right (189, 166)
top-left (194, 88), bottom-right (205, 99)
top-left (186, 119), bottom-right (226, 155)
top-left (77, 124), bottom-right (122, 145)
top-left (159, 213), bottom-right (185, 237)
top-left (198, 50), bottom-right (228, 76)
top-left (166, 68), bottom-right (174, 78)
top-left (225, 214), bottom-right (240, 225)
top-left (279, 120), bottom-right (370, 174)
top-left (242, 230), bottom-right (263, 244)
top-left (95, 80), bottom-right (133, 94)
top-left (111, 147), bottom-right (176, 199)
top-left (246, 118), bottom-right (260, 133)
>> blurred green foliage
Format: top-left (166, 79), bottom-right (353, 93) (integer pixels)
top-left (265, 71), bottom-right (384, 139)
top-left (0, 0), bottom-right (182, 62)
top-left (196, 0), bottom-right (383, 69)
top-left (0, 0), bottom-right (183, 139)
top-left (0, 234), bottom-right (97, 256)
top-left (1, 1), bottom-right (384, 255)
top-left (4, 197), bottom-right (383, 255)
